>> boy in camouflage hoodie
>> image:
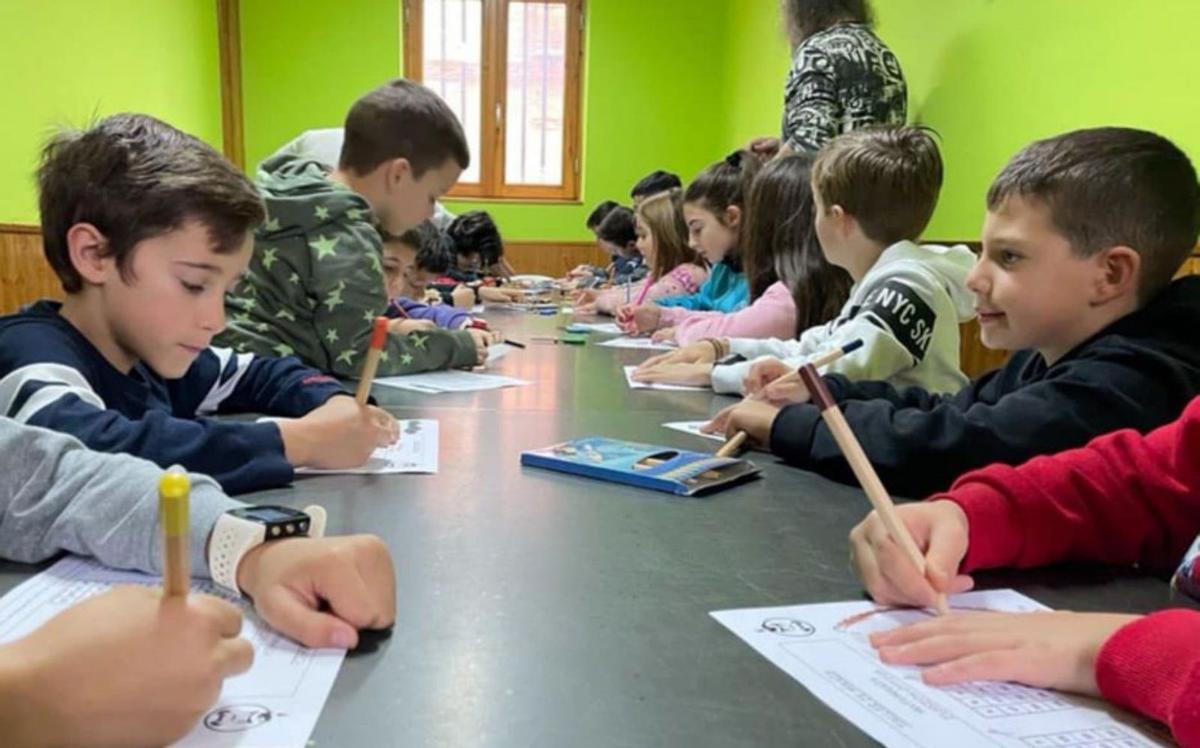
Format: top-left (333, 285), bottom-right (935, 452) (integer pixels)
top-left (218, 80), bottom-right (492, 377)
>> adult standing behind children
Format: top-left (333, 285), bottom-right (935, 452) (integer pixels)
top-left (748, 0), bottom-right (906, 158)
top-left (219, 80), bottom-right (497, 377)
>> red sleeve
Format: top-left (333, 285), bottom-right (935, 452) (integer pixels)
top-left (1096, 610), bottom-right (1200, 747)
top-left (931, 395), bottom-right (1200, 573)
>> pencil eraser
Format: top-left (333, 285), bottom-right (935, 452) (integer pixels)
top-left (798, 364), bottom-right (835, 410)
top-left (370, 316), bottom-right (389, 349)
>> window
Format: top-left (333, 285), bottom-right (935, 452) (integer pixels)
top-left (403, 0), bottom-right (584, 201)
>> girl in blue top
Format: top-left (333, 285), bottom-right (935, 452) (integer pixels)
top-left (618, 150), bottom-right (761, 334)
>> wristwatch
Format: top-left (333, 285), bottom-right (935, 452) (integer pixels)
top-left (715, 353), bottom-right (747, 367)
top-left (208, 504), bottom-right (327, 595)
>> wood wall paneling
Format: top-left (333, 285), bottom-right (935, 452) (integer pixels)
top-left (505, 240), bottom-right (608, 278)
top-left (0, 224), bottom-right (60, 314)
top-left (2, 222), bottom-right (1197, 380)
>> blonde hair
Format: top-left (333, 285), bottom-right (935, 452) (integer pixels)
top-left (635, 189), bottom-right (695, 279)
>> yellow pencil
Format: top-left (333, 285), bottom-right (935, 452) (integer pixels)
top-left (355, 316), bottom-right (390, 404)
top-left (797, 363), bottom-right (949, 616)
top-left (159, 468), bottom-right (190, 598)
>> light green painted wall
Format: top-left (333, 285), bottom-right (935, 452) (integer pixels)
top-left (240, 0), bottom-right (402, 174)
top-left (0, 0), bottom-right (223, 224)
top-left (240, 0), bottom-right (733, 242)
top-left (726, 0), bottom-right (1200, 241)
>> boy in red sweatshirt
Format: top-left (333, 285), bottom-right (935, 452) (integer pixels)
top-left (848, 395), bottom-right (1200, 746)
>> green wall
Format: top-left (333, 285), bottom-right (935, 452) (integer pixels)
top-left (726, 0), bottom-right (1200, 241)
top-left (240, 0), bottom-right (733, 242)
top-left (240, 0), bottom-right (402, 174)
top-left (0, 0), bottom-right (223, 224)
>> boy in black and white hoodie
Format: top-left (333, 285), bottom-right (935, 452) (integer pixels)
top-left (636, 126), bottom-right (974, 397)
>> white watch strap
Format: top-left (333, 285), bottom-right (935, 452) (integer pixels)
top-left (208, 505), bottom-right (327, 595)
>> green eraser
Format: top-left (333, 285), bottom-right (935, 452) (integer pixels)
top-left (561, 334), bottom-right (587, 345)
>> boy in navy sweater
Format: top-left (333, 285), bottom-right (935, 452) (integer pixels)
top-left (0, 113), bottom-right (398, 495)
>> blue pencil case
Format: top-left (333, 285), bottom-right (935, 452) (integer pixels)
top-left (520, 437), bottom-right (760, 496)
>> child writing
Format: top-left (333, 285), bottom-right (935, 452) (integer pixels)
top-left (575, 189), bottom-right (707, 316)
top-left (218, 79), bottom-right (493, 377)
top-left (0, 113), bottom-right (398, 495)
top-left (634, 153), bottom-right (852, 357)
top-left (848, 395), bottom-right (1200, 746)
top-left (710, 127), bottom-right (1200, 497)
top-left (0, 418), bottom-right (395, 746)
top-left (617, 150), bottom-right (761, 334)
top-left (638, 128), bottom-right (971, 393)
top-left (382, 222), bottom-right (479, 330)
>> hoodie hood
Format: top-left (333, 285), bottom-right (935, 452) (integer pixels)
top-left (1067, 274), bottom-right (1200, 368)
top-left (255, 154), bottom-right (374, 237)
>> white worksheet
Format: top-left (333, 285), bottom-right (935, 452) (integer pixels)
top-left (599, 336), bottom-right (677, 351)
top-left (624, 366), bottom-right (709, 392)
top-left (374, 370), bottom-right (530, 394)
top-left (485, 342), bottom-right (515, 365)
top-left (711, 590), bottom-right (1169, 748)
top-left (662, 420), bottom-right (723, 442)
top-left (297, 419), bottom-right (438, 475)
top-left (0, 556), bottom-right (344, 748)
top-left (568, 322), bottom-right (622, 334)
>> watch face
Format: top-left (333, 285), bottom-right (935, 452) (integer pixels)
top-left (230, 505), bottom-right (308, 523)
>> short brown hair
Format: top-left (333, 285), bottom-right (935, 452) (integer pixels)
top-left (38, 113), bottom-right (265, 294)
top-left (812, 126), bottom-right (943, 245)
top-left (987, 127), bottom-right (1200, 301)
top-left (339, 79), bottom-right (470, 177)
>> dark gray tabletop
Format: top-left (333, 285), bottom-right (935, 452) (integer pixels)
top-left (0, 310), bottom-right (1183, 747)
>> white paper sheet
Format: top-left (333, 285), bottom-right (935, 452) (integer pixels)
top-left (599, 336), bottom-right (677, 351)
top-left (662, 420), bottom-right (723, 442)
top-left (0, 556), bottom-right (344, 748)
top-left (485, 342), bottom-right (514, 365)
top-left (567, 322), bottom-right (622, 334)
top-left (373, 370), bottom-right (530, 393)
top-left (624, 366), bottom-right (709, 392)
top-left (296, 420), bottom-right (438, 475)
top-left (711, 590), bottom-right (1169, 748)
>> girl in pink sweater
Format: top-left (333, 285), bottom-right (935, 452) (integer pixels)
top-left (651, 153), bottom-right (851, 346)
top-left (576, 189), bottom-right (707, 316)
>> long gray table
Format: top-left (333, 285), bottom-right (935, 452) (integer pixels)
top-left (0, 310), bottom-right (1185, 746)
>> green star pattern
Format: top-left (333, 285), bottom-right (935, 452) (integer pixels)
top-left (273, 343), bottom-right (294, 357)
top-left (311, 235), bottom-right (339, 260)
top-left (324, 281), bottom-right (346, 312)
top-left (261, 247), bottom-right (278, 270)
top-left (325, 328), bottom-right (339, 344)
top-left (314, 205), bottom-right (331, 221)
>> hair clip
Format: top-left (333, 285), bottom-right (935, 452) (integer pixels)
top-left (725, 151), bottom-right (744, 168)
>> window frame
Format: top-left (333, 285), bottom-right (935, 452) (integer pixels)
top-left (402, 0), bottom-right (585, 202)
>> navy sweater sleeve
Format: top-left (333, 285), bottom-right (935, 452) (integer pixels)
top-left (23, 395), bottom-right (292, 495)
top-left (769, 349), bottom-right (1191, 498)
top-left (0, 331), bottom-right (306, 495)
top-left (168, 347), bottom-right (347, 417)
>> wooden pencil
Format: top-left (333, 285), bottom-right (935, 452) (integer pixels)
top-left (797, 363), bottom-right (949, 615)
top-left (355, 316), bottom-right (390, 404)
top-left (716, 339), bottom-right (864, 457)
top-left (159, 468), bottom-right (190, 598)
